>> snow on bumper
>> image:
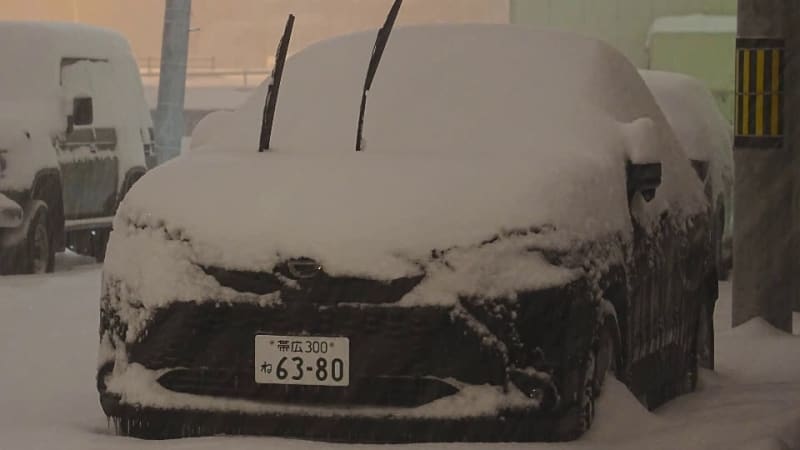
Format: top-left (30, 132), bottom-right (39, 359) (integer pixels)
top-left (99, 361), bottom-right (555, 441)
top-left (0, 193), bottom-right (22, 228)
top-left (102, 363), bottom-right (538, 421)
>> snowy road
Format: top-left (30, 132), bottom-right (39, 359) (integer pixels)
top-left (1, 253), bottom-right (799, 450)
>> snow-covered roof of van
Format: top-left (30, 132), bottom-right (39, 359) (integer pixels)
top-left (0, 21), bottom-right (135, 104)
top-left (119, 25), bottom-right (704, 279)
top-left (649, 15), bottom-right (736, 36)
top-left (0, 21), bottom-right (130, 55)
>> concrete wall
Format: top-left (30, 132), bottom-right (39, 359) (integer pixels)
top-left (509, 0), bottom-right (736, 67)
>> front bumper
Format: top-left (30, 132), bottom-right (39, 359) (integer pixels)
top-left (0, 193), bottom-right (22, 228)
top-left (100, 390), bottom-right (559, 442)
top-left (99, 297), bottom-right (572, 441)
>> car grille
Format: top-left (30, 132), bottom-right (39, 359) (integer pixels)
top-left (129, 302), bottom-right (508, 406)
top-left (157, 368), bottom-right (459, 407)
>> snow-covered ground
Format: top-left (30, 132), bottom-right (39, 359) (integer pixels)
top-left (0, 253), bottom-right (799, 450)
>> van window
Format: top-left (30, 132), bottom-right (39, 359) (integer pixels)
top-left (60, 57), bottom-right (119, 151)
top-left (59, 57), bottom-right (108, 85)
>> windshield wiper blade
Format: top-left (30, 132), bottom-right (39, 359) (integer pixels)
top-left (259, 14), bottom-right (295, 152)
top-left (355, 0), bottom-right (403, 152)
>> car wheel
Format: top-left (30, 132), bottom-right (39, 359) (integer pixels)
top-left (593, 319), bottom-right (616, 396)
top-left (554, 349), bottom-right (597, 440)
top-left (579, 354), bottom-right (596, 433)
top-left (677, 301), bottom-right (713, 395)
top-left (696, 302), bottom-right (714, 370)
top-left (680, 354), bottom-right (699, 394)
top-left (25, 206), bottom-right (54, 274)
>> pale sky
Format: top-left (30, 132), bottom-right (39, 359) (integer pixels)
top-left (1, 0), bottom-right (509, 68)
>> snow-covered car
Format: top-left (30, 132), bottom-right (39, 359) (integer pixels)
top-left (640, 70), bottom-right (734, 279)
top-left (98, 24), bottom-right (718, 442)
top-left (0, 22), bottom-right (154, 274)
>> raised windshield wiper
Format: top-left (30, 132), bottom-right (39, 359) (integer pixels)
top-left (355, 0), bottom-right (403, 152)
top-left (259, 14), bottom-right (295, 152)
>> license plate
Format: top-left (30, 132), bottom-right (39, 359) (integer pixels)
top-left (254, 335), bottom-right (350, 386)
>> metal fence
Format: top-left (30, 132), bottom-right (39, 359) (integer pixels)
top-left (137, 56), bottom-right (217, 75)
top-left (137, 56), bottom-right (271, 87)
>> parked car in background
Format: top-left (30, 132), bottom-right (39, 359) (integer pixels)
top-left (98, 24), bottom-right (717, 442)
top-left (640, 70), bottom-right (734, 279)
top-left (0, 22), bottom-right (154, 274)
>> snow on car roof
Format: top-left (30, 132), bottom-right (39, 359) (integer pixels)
top-left (639, 70), bottom-right (733, 156)
top-left (639, 70), bottom-right (733, 196)
top-left (118, 25), bottom-right (705, 280)
top-left (192, 24), bottom-right (665, 156)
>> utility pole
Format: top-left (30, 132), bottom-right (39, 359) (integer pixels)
top-left (71, 0), bottom-right (80, 23)
top-left (154, 0), bottom-right (191, 166)
top-left (733, 0), bottom-right (794, 332)
top-left (789, 4), bottom-right (800, 316)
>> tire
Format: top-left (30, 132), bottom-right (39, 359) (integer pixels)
top-left (678, 302), bottom-right (713, 395)
top-left (554, 309), bottom-right (620, 440)
top-left (593, 319), bottom-right (616, 396)
top-left (679, 354), bottom-right (699, 395)
top-left (25, 206), bottom-right (55, 274)
top-left (554, 349), bottom-right (597, 440)
top-left (579, 352), bottom-right (596, 433)
top-left (696, 302), bottom-right (714, 370)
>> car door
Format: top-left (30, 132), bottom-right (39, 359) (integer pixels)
top-left (625, 164), bottom-right (709, 408)
top-left (57, 58), bottom-right (119, 221)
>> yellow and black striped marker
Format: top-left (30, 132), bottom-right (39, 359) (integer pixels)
top-left (735, 38), bottom-right (785, 148)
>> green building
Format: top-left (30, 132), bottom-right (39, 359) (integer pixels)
top-left (510, 0), bottom-right (737, 120)
top-left (648, 15), bottom-right (736, 121)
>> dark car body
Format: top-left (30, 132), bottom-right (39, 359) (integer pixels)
top-left (98, 25), bottom-right (717, 442)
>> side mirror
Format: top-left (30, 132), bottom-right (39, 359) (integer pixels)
top-left (626, 162), bottom-right (662, 203)
top-left (72, 97), bottom-right (93, 127)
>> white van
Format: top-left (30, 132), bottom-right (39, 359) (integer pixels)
top-left (0, 22), bottom-right (154, 274)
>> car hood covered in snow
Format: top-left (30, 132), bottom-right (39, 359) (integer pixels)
top-left (110, 24), bottom-right (705, 297)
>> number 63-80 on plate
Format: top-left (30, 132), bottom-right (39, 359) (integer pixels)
top-left (254, 335), bottom-right (350, 387)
